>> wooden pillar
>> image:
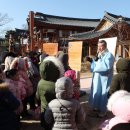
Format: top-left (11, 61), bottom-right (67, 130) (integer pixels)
top-left (88, 44), bottom-right (91, 56)
top-left (128, 45), bottom-right (130, 58)
top-left (29, 11), bottom-right (34, 51)
top-left (9, 34), bottom-right (14, 52)
top-left (20, 37), bottom-right (24, 55)
top-left (118, 45), bottom-right (122, 57)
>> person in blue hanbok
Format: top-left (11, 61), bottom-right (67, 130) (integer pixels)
top-left (86, 40), bottom-right (114, 117)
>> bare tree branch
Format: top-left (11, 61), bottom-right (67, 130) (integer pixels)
top-left (0, 13), bottom-right (13, 27)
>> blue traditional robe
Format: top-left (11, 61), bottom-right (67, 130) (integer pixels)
top-left (89, 50), bottom-right (114, 112)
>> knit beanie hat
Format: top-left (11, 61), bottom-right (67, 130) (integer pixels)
top-left (55, 77), bottom-right (73, 99)
top-left (64, 69), bottom-right (76, 83)
top-left (40, 56), bottom-right (64, 82)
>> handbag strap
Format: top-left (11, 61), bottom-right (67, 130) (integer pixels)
top-left (57, 98), bottom-right (70, 113)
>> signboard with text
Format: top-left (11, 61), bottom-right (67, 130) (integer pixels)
top-left (43, 43), bottom-right (58, 56)
top-left (68, 41), bottom-right (82, 71)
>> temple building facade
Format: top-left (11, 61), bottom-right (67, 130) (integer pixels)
top-left (70, 12), bottom-right (130, 58)
top-left (5, 11), bottom-right (130, 58)
top-left (27, 11), bottom-right (100, 52)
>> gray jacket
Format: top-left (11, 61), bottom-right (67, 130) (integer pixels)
top-left (45, 77), bottom-right (85, 130)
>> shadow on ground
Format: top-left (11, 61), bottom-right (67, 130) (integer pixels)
top-left (20, 88), bottom-right (113, 130)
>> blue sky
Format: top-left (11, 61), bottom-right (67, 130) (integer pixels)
top-left (0, 0), bottom-right (130, 30)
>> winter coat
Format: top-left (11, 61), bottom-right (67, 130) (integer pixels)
top-left (109, 58), bottom-right (130, 96)
top-left (5, 78), bottom-right (26, 101)
top-left (26, 57), bottom-right (40, 92)
top-left (45, 77), bottom-right (85, 130)
top-left (10, 57), bottom-right (33, 96)
top-left (0, 83), bottom-right (20, 130)
top-left (36, 56), bottom-right (64, 112)
top-left (99, 90), bottom-right (130, 130)
top-left (64, 69), bottom-right (80, 100)
top-left (4, 78), bottom-right (24, 114)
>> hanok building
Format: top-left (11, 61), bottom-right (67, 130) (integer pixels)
top-left (5, 28), bottom-right (29, 54)
top-left (70, 12), bottom-right (130, 58)
top-left (27, 11), bottom-right (100, 52)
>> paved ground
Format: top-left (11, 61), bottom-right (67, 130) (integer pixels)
top-left (20, 72), bottom-right (113, 130)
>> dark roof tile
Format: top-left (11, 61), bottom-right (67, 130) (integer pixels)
top-left (34, 12), bottom-right (100, 28)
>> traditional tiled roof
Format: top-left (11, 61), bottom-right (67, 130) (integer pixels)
top-left (69, 29), bottom-right (111, 40)
top-left (69, 12), bottom-right (130, 40)
top-left (34, 12), bottom-right (100, 28)
top-left (103, 12), bottom-right (130, 24)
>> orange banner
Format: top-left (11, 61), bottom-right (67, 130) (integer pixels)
top-left (68, 41), bottom-right (82, 71)
top-left (43, 43), bottom-right (58, 56)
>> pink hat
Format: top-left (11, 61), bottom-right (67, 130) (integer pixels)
top-left (64, 70), bottom-right (76, 83)
top-left (107, 90), bottom-right (129, 111)
top-left (112, 94), bottom-right (130, 122)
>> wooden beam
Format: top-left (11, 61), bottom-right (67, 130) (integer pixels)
top-left (29, 11), bottom-right (34, 51)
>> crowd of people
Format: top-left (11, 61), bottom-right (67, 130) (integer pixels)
top-left (0, 40), bottom-right (130, 130)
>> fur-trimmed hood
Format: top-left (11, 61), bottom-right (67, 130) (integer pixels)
top-left (55, 77), bottom-right (73, 99)
top-left (107, 90), bottom-right (130, 122)
top-left (107, 90), bottom-right (129, 111)
top-left (112, 94), bottom-right (130, 121)
top-left (40, 56), bottom-right (64, 82)
top-left (56, 51), bottom-right (70, 71)
top-left (10, 57), bottom-right (29, 71)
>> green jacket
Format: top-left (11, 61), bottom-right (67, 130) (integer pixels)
top-left (36, 56), bottom-right (64, 112)
top-left (36, 79), bottom-right (56, 112)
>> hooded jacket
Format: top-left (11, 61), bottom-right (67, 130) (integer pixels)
top-left (100, 90), bottom-right (130, 130)
top-left (0, 83), bottom-right (20, 130)
top-left (109, 58), bottom-right (130, 95)
top-left (36, 56), bottom-right (64, 112)
top-left (45, 77), bottom-right (85, 130)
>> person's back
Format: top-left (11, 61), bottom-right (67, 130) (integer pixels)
top-left (64, 69), bottom-right (80, 100)
top-left (45, 77), bottom-right (85, 130)
top-left (0, 83), bottom-right (20, 130)
top-left (109, 58), bottom-right (130, 96)
top-left (36, 56), bottom-right (65, 129)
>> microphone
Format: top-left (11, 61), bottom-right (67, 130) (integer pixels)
top-left (94, 52), bottom-right (99, 61)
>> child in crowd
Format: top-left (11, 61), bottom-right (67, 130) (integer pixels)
top-left (10, 57), bottom-right (33, 116)
top-left (64, 69), bottom-right (80, 100)
top-left (5, 69), bottom-right (26, 100)
top-left (0, 83), bottom-right (20, 130)
top-left (99, 90), bottom-right (130, 130)
top-left (5, 69), bottom-right (25, 114)
top-left (45, 77), bottom-right (85, 130)
top-left (36, 56), bottom-right (64, 129)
